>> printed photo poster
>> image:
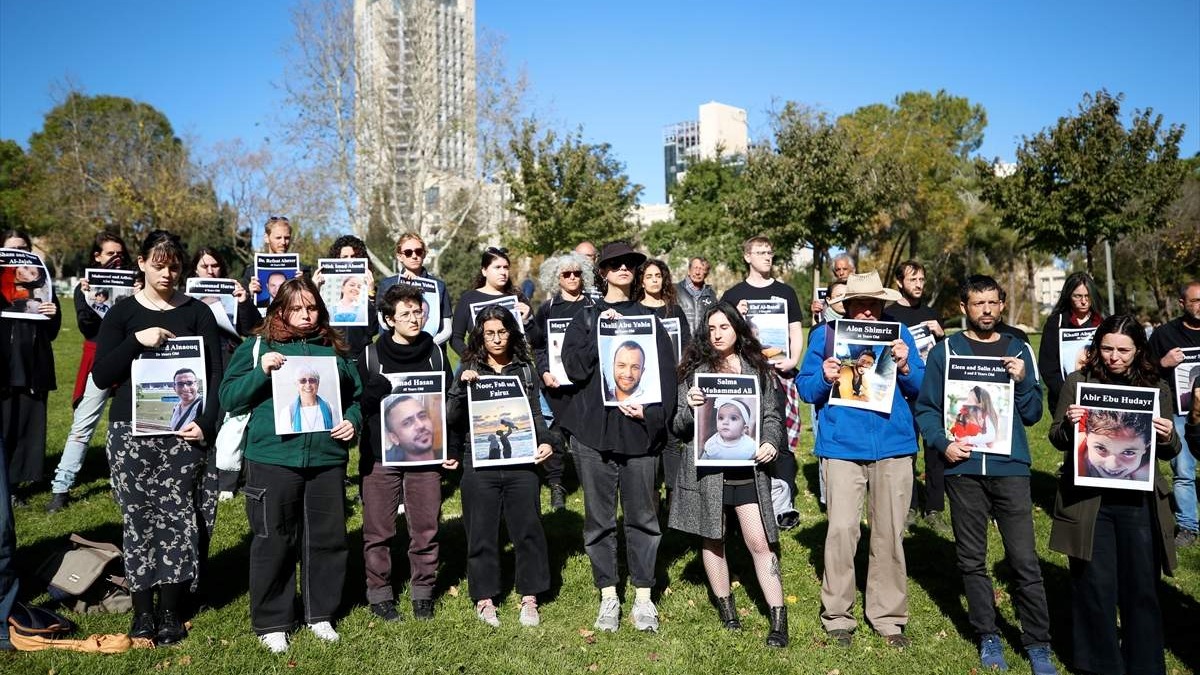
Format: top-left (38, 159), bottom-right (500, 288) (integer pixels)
top-left (467, 375), bottom-right (537, 467)
top-left (598, 315), bottom-right (662, 406)
top-left (380, 371), bottom-right (446, 466)
top-left (271, 355), bottom-right (344, 435)
top-left (1072, 382), bottom-right (1159, 492)
top-left (824, 319), bottom-right (901, 413)
top-left (0, 248), bottom-right (53, 320)
top-left (1171, 348), bottom-right (1200, 416)
top-left (84, 268), bottom-right (137, 318)
top-left (694, 373), bottom-right (759, 467)
top-left (943, 356), bottom-right (1015, 456)
top-left (1058, 327), bottom-right (1097, 380)
top-left (185, 278), bottom-right (238, 336)
top-left (254, 253), bottom-right (300, 313)
top-left (407, 276), bottom-right (442, 336)
top-left (131, 337), bottom-right (207, 436)
top-left (745, 298), bottom-right (789, 361)
top-left (318, 258), bottom-right (370, 327)
top-left (909, 323), bottom-right (937, 363)
top-left (469, 294), bottom-right (524, 334)
top-left (546, 317), bottom-right (574, 385)
top-left (661, 317), bottom-right (682, 361)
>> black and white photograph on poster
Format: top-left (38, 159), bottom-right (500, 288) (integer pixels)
top-left (824, 319), bottom-right (901, 413)
top-left (909, 323), bottom-right (937, 363)
top-left (694, 373), bottom-right (759, 467)
top-left (1072, 382), bottom-right (1159, 492)
top-left (1058, 327), bottom-right (1096, 380)
top-left (943, 356), bottom-right (1015, 456)
top-left (380, 371), bottom-right (446, 466)
top-left (185, 277), bottom-right (238, 336)
top-left (1173, 347), bottom-right (1200, 415)
top-left (254, 253), bottom-right (300, 312)
top-left (467, 376), bottom-right (537, 467)
top-left (84, 268), bottom-right (137, 318)
top-left (662, 317), bottom-right (682, 361)
top-left (598, 315), bottom-right (661, 406)
top-left (318, 258), bottom-right (370, 326)
top-left (469, 294), bottom-right (524, 333)
top-left (271, 356), bottom-right (344, 435)
top-left (546, 317), bottom-right (574, 385)
top-left (745, 298), bottom-right (789, 361)
top-left (131, 337), bottom-right (207, 436)
top-left (0, 248), bottom-right (53, 320)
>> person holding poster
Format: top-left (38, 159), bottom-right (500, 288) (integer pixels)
top-left (1148, 279), bottom-right (1200, 548)
top-left (376, 232), bottom-right (452, 346)
top-left (670, 302), bottom-right (788, 647)
top-left (1038, 272), bottom-right (1105, 412)
top-left (1048, 315), bottom-right (1180, 675)
top-left (219, 276), bottom-right (361, 654)
top-left (446, 305), bottom-right (555, 628)
top-left (90, 231), bottom-right (223, 646)
top-left (450, 247), bottom-right (531, 358)
top-left (915, 275), bottom-right (1056, 673)
top-left (797, 270), bottom-right (923, 649)
top-left (636, 258), bottom-right (691, 353)
top-left (357, 282), bottom-right (454, 622)
top-left (315, 235), bottom-right (379, 354)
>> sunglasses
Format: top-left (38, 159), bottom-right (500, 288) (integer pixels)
top-left (486, 246), bottom-right (509, 257)
top-left (401, 247), bottom-right (425, 258)
top-left (268, 215), bottom-right (290, 223)
top-left (560, 270), bottom-right (582, 279)
top-left (297, 377), bottom-right (319, 384)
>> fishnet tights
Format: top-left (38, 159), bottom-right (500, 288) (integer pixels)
top-left (700, 503), bottom-right (784, 607)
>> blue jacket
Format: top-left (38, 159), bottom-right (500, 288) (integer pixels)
top-left (915, 332), bottom-right (1042, 477)
top-left (797, 323), bottom-right (925, 461)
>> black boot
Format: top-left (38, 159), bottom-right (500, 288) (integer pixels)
top-left (715, 595), bottom-right (741, 630)
top-left (155, 610), bottom-right (188, 645)
top-left (766, 606), bottom-right (788, 647)
top-left (129, 611), bottom-right (156, 640)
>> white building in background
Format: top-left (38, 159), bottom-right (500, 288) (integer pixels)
top-left (1035, 265), bottom-right (1066, 310)
top-left (663, 101), bottom-right (748, 201)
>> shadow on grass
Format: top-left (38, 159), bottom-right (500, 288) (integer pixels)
top-left (1029, 468), bottom-right (1059, 515)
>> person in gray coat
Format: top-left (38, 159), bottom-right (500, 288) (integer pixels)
top-left (675, 257), bottom-right (718, 330)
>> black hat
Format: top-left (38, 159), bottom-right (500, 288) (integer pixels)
top-left (597, 242), bottom-right (646, 269)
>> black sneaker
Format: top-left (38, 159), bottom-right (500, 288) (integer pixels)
top-left (1176, 529), bottom-right (1198, 548)
top-left (550, 484), bottom-right (567, 511)
top-left (370, 600), bottom-right (401, 622)
top-left (412, 599), bottom-right (434, 621)
top-left (45, 492), bottom-right (69, 513)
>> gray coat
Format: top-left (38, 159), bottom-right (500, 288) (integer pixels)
top-left (675, 279), bottom-right (717, 331)
top-left (668, 359), bottom-right (784, 542)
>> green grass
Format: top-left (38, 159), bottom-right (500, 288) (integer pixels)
top-left (8, 304), bottom-right (1199, 674)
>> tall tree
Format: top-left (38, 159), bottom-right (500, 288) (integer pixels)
top-left (642, 156), bottom-right (749, 271)
top-left (0, 140), bottom-right (32, 231)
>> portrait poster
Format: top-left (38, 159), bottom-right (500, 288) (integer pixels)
top-left (546, 317), bottom-right (574, 385)
top-left (661, 317), bottom-right (682, 361)
top-left (0, 248), bottom-right (53, 320)
top-left (1058, 327), bottom-right (1096, 380)
top-left (380, 371), bottom-right (446, 466)
top-left (254, 253), bottom-right (300, 313)
top-left (469, 294), bottom-right (524, 334)
top-left (1072, 382), bottom-right (1158, 492)
top-left (942, 356), bottom-right (1015, 456)
top-left (84, 268), bottom-right (137, 318)
top-left (467, 375), bottom-right (537, 467)
top-left (694, 373), bottom-right (759, 467)
top-left (824, 319), bottom-right (901, 413)
top-left (130, 337), bottom-right (206, 436)
top-left (745, 298), bottom-right (789, 361)
top-left (908, 323), bottom-right (937, 363)
top-left (185, 277), bottom-right (238, 336)
top-left (318, 258), bottom-right (369, 327)
top-left (406, 276), bottom-right (442, 336)
top-left (271, 355), bottom-right (343, 435)
top-left (598, 315), bottom-right (661, 406)
top-left (1172, 348), bottom-right (1200, 416)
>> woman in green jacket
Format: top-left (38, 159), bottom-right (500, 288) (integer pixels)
top-left (219, 277), bottom-right (362, 655)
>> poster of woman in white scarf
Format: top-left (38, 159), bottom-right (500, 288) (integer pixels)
top-left (272, 356), bottom-right (343, 434)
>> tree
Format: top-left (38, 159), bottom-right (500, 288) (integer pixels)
top-left (643, 156), bottom-right (749, 271)
top-left (502, 119), bottom-right (642, 256)
top-left (0, 140), bottom-right (32, 231)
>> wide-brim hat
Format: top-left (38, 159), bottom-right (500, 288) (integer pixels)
top-left (839, 271), bottom-right (902, 305)
top-left (597, 242), bottom-right (646, 269)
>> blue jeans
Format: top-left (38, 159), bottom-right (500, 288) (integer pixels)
top-left (50, 375), bottom-right (111, 494)
top-left (1171, 415), bottom-right (1196, 533)
top-left (0, 436), bottom-right (17, 648)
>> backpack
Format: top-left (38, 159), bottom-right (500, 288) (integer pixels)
top-left (37, 534), bottom-right (132, 615)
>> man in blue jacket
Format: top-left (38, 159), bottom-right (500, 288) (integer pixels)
top-left (797, 271), bottom-right (924, 649)
top-left (915, 275), bottom-right (1057, 675)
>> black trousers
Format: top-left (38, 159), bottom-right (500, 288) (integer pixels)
top-left (911, 439), bottom-right (947, 512)
top-left (460, 462), bottom-right (549, 602)
top-left (244, 460), bottom-right (347, 634)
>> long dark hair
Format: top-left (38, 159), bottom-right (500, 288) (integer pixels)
top-left (255, 276), bottom-right (349, 356)
top-left (634, 259), bottom-right (679, 310)
top-left (1081, 314), bottom-right (1158, 387)
top-left (138, 230), bottom-right (186, 288)
top-left (471, 247), bottom-right (516, 295)
top-left (461, 304), bottom-right (530, 368)
top-left (678, 302), bottom-right (774, 382)
top-left (1052, 272), bottom-right (1103, 319)
top-left (188, 246), bottom-right (228, 279)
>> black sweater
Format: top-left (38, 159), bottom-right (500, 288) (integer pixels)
top-left (356, 332), bottom-right (453, 468)
top-left (450, 288), bottom-right (529, 359)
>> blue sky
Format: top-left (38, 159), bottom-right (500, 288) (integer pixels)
top-left (2, 1), bottom-right (1197, 203)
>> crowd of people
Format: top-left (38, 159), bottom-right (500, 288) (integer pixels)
top-left (1, 218), bottom-right (1198, 675)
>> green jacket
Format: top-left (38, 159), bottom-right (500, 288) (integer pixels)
top-left (219, 335), bottom-right (363, 468)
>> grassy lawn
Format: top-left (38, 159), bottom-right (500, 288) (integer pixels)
top-left (8, 303), bottom-right (1199, 674)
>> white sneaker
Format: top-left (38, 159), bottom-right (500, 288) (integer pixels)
top-left (594, 596), bottom-right (620, 632)
top-left (218, 491), bottom-right (235, 502)
top-left (631, 599), bottom-right (659, 632)
top-left (308, 621), bottom-right (339, 642)
top-left (518, 597), bottom-right (540, 627)
top-left (397, 503), bottom-right (406, 516)
top-left (259, 631), bottom-right (289, 653)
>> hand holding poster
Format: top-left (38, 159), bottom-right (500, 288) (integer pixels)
top-left (661, 317), bottom-right (682, 361)
top-left (598, 315), bottom-right (661, 406)
top-left (1072, 382), bottom-right (1159, 491)
top-left (469, 295), bottom-right (524, 334)
top-left (943, 356), bottom-right (1014, 455)
top-left (185, 278), bottom-right (238, 336)
top-left (467, 375), bottom-right (537, 467)
top-left (1059, 327), bottom-right (1096, 379)
top-left (909, 323), bottom-right (937, 363)
top-left (546, 317), bottom-right (574, 385)
top-left (272, 356), bottom-right (344, 434)
top-left (0, 248), bottom-right (53, 320)
top-left (85, 268), bottom-right (137, 318)
top-left (254, 253), bottom-right (300, 313)
top-left (131, 337), bottom-right (207, 436)
top-left (825, 319), bottom-right (902, 413)
top-left (694, 373), bottom-right (759, 467)
top-left (318, 258), bottom-right (370, 326)
top-left (744, 298), bottom-right (789, 361)
top-left (380, 371), bottom-right (446, 466)
top-left (1172, 348), bottom-right (1200, 416)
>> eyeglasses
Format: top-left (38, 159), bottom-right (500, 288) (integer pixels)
top-left (401, 248), bottom-right (425, 258)
top-left (560, 270), bottom-right (582, 279)
top-left (394, 309), bottom-right (425, 322)
top-left (749, 250), bottom-right (774, 257)
top-left (483, 329), bottom-right (510, 341)
top-left (297, 377), bottom-right (320, 384)
top-left (174, 380), bottom-right (198, 387)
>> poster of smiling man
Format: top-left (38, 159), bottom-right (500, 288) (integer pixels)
top-left (0, 248), bottom-right (53, 320)
top-left (380, 371), bottom-right (446, 466)
top-left (467, 376), bottom-right (536, 467)
top-left (272, 356), bottom-right (343, 434)
top-left (598, 315), bottom-right (661, 406)
top-left (825, 319), bottom-right (901, 413)
top-left (318, 258), bottom-right (370, 327)
top-left (131, 337), bottom-right (207, 436)
top-left (254, 253), bottom-right (299, 313)
top-left (694, 373), bottom-right (759, 467)
top-left (85, 268), bottom-right (138, 318)
top-left (1072, 382), bottom-right (1159, 492)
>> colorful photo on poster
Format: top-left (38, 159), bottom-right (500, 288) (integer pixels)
top-left (825, 319), bottom-right (901, 413)
top-left (271, 355), bottom-right (343, 434)
top-left (745, 298), bottom-right (789, 361)
top-left (598, 315), bottom-right (661, 406)
top-left (84, 268), bottom-right (137, 318)
top-left (131, 337), bottom-right (207, 436)
top-left (380, 371), bottom-right (446, 466)
top-left (467, 375), bottom-right (537, 467)
top-left (0, 248), bottom-right (53, 320)
top-left (942, 356), bottom-right (1014, 455)
top-left (318, 258), bottom-right (370, 326)
top-left (254, 253), bottom-right (300, 312)
top-left (694, 373), bottom-right (759, 467)
top-left (1172, 348), bottom-right (1200, 416)
top-left (1072, 382), bottom-right (1159, 492)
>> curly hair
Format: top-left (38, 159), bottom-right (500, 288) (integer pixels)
top-left (460, 304), bottom-right (532, 368)
top-left (329, 234), bottom-right (367, 259)
top-left (678, 302), bottom-right (774, 383)
top-left (537, 252), bottom-right (595, 298)
top-left (1081, 314), bottom-right (1159, 387)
